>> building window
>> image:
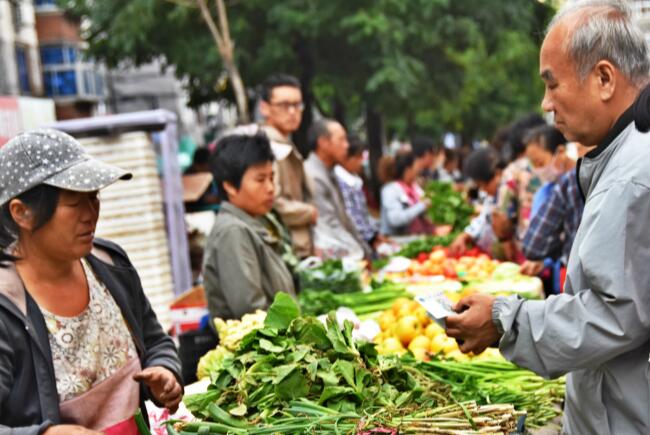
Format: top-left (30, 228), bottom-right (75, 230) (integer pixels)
top-left (40, 45), bottom-right (78, 66)
top-left (15, 46), bottom-right (31, 95)
top-left (40, 43), bottom-right (103, 99)
top-left (34, 0), bottom-right (57, 8)
top-left (43, 70), bottom-right (78, 96)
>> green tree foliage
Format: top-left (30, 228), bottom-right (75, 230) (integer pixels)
top-left (61, 0), bottom-right (553, 141)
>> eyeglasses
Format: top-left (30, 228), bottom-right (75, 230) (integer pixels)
top-left (269, 101), bottom-right (305, 112)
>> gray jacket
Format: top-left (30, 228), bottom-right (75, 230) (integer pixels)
top-left (0, 239), bottom-right (181, 435)
top-left (203, 202), bottom-right (296, 320)
top-left (493, 108), bottom-right (650, 434)
top-left (304, 154), bottom-right (371, 259)
top-left (380, 181), bottom-right (427, 236)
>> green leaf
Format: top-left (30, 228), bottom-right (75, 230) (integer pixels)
top-left (325, 314), bottom-right (353, 356)
top-left (306, 361), bottom-right (319, 382)
top-left (316, 370), bottom-right (340, 386)
top-left (229, 403), bottom-right (248, 417)
top-left (274, 369), bottom-right (309, 400)
top-left (273, 363), bottom-right (298, 385)
top-left (332, 360), bottom-right (356, 388)
top-left (288, 344), bottom-right (311, 363)
top-left (264, 293), bottom-right (300, 330)
top-left (318, 386), bottom-right (356, 404)
top-left (355, 367), bottom-right (372, 391)
top-left (259, 338), bottom-right (286, 353)
top-left (292, 318), bottom-right (331, 350)
top-left (342, 320), bottom-right (359, 354)
top-left (239, 329), bottom-right (261, 352)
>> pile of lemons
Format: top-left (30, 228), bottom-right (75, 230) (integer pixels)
top-left (374, 297), bottom-right (502, 361)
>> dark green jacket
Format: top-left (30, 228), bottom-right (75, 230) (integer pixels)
top-left (202, 202), bottom-right (296, 320)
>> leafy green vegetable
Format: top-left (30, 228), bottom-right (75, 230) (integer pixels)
top-left (298, 280), bottom-right (409, 316)
top-left (424, 181), bottom-right (475, 231)
top-left (264, 292), bottom-right (300, 330)
top-left (396, 233), bottom-right (457, 258)
top-left (297, 259), bottom-right (362, 294)
top-left (184, 295), bottom-right (450, 425)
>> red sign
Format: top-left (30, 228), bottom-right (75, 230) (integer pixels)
top-left (0, 97), bottom-right (21, 147)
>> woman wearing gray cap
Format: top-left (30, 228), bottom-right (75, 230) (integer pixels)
top-left (0, 130), bottom-right (182, 434)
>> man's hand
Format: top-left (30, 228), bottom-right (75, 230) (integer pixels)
top-left (491, 211), bottom-right (514, 240)
top-left (435, 224), bottom-right (453, 237)
top-left (445, 293), bottom-right (501, 354)
top-left (44, 425), bottom-right (103, 435)
top-left (520, 260), bottom-right (544, 276)
top-left (133, 366), bottom-right (183, 413)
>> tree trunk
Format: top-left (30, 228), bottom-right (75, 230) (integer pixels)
top-left (366, 103), bottom-right (384, 208)
top-left (196, 0), bottom-right (250, 124)
top-left (223, 61), bottom-right (250, 124)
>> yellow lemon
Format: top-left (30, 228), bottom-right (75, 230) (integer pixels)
top-left (381, 337), bottom-right (405, 355)
top-left (395, 315), bottom-right (422, 347)
top-left (446, 350), bottom-right (470, 361)
top-left (442, 337), bottom-right (459, 354)
top-left (410, 347), bottom-right (428, 361)
top-left (424, 323), bottom-right (444, 339)
top-left (379, 310), bottom-right (397, 331)
top-left (416, 307), bottom-right (431, 327)
top-left (408, 335), bottom-right (431, 352)
top-left (392, 297), bottom-right (412, 316)
top-left (429, 334), bottom-right (448, 354)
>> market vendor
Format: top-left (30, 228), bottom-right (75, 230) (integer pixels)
top-left (379, 151), bottom-right (434, 236)
top-left (0, 130), bottom-right (182, 434)
top-left (446, 1), bottom-right (650, 433)
top-left (448, 148), bottom-right (504, 259)
top-left (202, 134), bottom-right (296, 321)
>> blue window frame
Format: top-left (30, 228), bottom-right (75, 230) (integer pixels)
top-left (40, 45), bottom-right (78, 66)
top-left (15, 46), bottom-right (31, 94)
top-left (43, 70), bottom-right (78, 96)
top-left (34, 0), bottom-right (56, 5)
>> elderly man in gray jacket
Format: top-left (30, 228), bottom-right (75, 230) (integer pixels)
top-left (305, 119), bottom-right (372, 260)
top-left (446, 1), bottom-right (650, 434)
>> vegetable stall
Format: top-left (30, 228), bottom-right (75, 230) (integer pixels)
top-left (178, 234), bottom-right (563, 434)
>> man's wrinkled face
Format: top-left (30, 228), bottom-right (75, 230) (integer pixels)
top-left (540, 23), bottom-right (602, 146)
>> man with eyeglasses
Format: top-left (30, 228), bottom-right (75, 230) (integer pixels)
top-left (260, 74), bottom-right (318, 258)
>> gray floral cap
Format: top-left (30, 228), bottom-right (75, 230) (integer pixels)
top-left (0, 129), bottom-right (132, 206)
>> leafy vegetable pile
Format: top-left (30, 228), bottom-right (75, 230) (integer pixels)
top-left (298, 280), bottom-right (409, 316)
top-left (396, 233), bottom-right (457, 258)
top-left (424, 181), bottom-right (475, 232)
top-left (297, 259), bottom-right (362, 294)
top-left (186, 294), bottom-right (449, 422)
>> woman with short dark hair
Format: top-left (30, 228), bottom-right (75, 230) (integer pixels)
top-left (202, 134), bottom-right (296, 321)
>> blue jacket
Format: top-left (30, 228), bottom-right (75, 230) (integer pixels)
top-left (0, 239), bottom-right (181, 434)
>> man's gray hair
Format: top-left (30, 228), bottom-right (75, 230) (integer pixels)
top-left (549, 0), bottom-right (650, 87)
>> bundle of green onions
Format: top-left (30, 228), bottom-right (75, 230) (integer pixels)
top-left (168, 399), bottom-right (522, 434)
top-left (414, 357), bottom-right (565, 428)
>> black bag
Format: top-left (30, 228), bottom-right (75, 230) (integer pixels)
top-left (178, 325), bottom-right (219, 384)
